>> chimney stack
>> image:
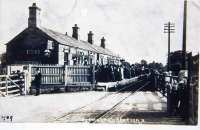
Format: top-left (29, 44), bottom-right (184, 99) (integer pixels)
top-left (88, 31), bottom-right (93, 44)
top-left (100, 37), bottom-right (105, 48)
top-left (72, 24), bottom-right (79, 40)
top-left (28, 3), bottom-right (41, 28)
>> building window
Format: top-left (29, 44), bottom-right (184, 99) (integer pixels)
top-left (101, 58), bottom-right (103, 65)
top-left (64, 53), bottom-right (69, 65)
top-left (90, 58), bottom-right (93, 65)
top-left (26, 50), bottom-right (40, 55)
top-left (47, 40), bottom-right (54, 50)
top-left (84, 58), bottom-right (88, 65)
top-left (97, 53), bottom-right (99, 61)
top-left (72, 55), bottom-right (77, 65)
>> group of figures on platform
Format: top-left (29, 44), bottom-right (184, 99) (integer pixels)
top-left (94, 63), bottom-right (151, 83)
top-left (95, 64), bottom-right (123, 82)
top-left (156, 70), bottom-right (189, 118)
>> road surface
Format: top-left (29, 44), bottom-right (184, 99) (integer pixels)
top-left (0, 90), bottom-right (167, 123)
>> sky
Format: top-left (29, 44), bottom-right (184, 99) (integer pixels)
top-left (0, 0), bottom-right (199, 65)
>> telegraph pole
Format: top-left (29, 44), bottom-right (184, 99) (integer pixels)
top-left (164, 22), bottom-right (175, 71)
top-left (182, 0), bottom-right (187, 70)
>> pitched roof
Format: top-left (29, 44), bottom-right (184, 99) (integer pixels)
top-left (80, 40), bottom-right (117, 57)
top-left (39, 27), bottom-right (96, 52)
top-left (39, 27), bottom-right (118, 57)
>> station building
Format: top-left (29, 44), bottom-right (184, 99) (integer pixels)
top-left (6, 3), bottom-right (120, 66)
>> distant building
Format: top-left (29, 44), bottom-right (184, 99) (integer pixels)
top-left (6, 3), bottom-right (120, 65)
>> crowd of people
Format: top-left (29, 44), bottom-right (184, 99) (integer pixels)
top-left (95, 64), bottom-right (123, 82)
top-left (138, 68), bottom-right (190, 118)
top-left (156, 70), bottom-right (188, 117)
top-left (94, 64), bottom-right (151, 83)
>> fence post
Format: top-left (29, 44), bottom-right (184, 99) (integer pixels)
top-left (23, 72), bottom-right (26, 95)
top-left (5, 76), bottom-right (8, 96)
top-left (24, 66), bottom-right (30, 95)
top-left (25, 64), bottom-right (32, 95)
top-left (166, 76), bottom-right (171, 115)
top-left (64, 65), bottom-right (68, 86)
top-left (92, 65), bottom-right (95, 90)
top-left (187, 52), bottom-right (194, 124)
top-left (154, 74), bottom-right (157, 90)
top-left (162, 74), bottom-right (165, 96)
top-left (7, 65), bottom-right (10, 75)
top-left (121, 66), bottom-right (124, 80)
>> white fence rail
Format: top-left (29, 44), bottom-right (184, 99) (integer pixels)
top-left (0, 74), bottom-right (24, 97)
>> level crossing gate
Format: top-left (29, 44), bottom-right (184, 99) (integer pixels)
top-left (7, 64), bottom-right (95, 92)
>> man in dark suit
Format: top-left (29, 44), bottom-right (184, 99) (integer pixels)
top-left (34, 69), bottom-right (42, 96)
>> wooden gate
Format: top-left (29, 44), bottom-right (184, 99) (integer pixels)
top-left (0, 74), bottom-right (24, 97)
top-left (31, 65), bottom-right (65, 85)
top-left (30, 65), bottom-right (95, 90)
top-left (7, 64), bottom-right (95, 92)
top-left (65, 65), bottom-right (94, 88)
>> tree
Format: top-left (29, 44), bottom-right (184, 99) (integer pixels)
top-left (0, 53), bottom-right (7, 66)
top-left (148, 61), bottom-right (164, 72)
top-left (141, 59), bottom-right (147, 67)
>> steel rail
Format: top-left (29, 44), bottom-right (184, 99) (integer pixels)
top-left (90, 81), bottom-right (151, 123)
top-left (52, 75), bottom-right (150, 122)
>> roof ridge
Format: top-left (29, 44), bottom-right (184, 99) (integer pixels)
top-left (40, 26), bottom-right (83, 42)
top-left (39, 26), bottom-right (117, 57)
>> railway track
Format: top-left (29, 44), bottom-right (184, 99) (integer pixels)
top-left (90, 81), bottom-right (150, 123)
top-left (52, 75), bottom-right (150, 123)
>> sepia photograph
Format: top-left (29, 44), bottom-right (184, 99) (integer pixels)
top-left (0, 0), bottom-right (199, 128)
